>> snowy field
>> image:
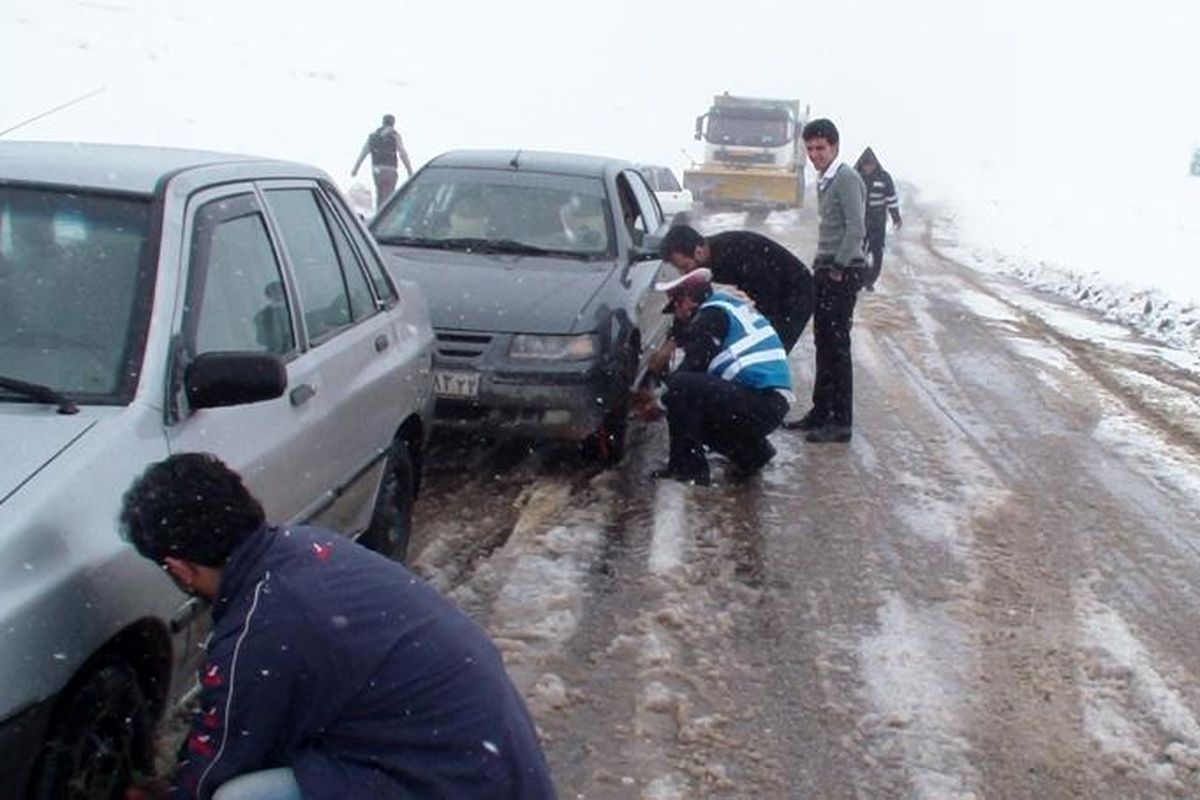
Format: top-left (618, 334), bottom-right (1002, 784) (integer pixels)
top-left (4, 1), bottom-right (1199, 362)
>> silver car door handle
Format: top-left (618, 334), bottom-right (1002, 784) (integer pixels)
top-left (290, 383), bottom-right (316, 406)
top-left (374, 334), bottom-right (389, 352)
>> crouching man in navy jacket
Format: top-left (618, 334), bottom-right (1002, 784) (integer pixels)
top-left (644, 268), bottom-right (794, 486)
top-left (119, 452), bottom-right (556, 800)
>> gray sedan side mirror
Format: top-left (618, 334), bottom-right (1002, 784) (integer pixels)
top-left (185, 351), bottom-right (287, 409)
top-left (630, 230), bottom-right (664, 263)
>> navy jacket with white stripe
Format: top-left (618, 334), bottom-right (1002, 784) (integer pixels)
top-left (170, 525), bottom-right (556, 799)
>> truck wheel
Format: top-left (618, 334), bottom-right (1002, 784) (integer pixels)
top-left (29, 662), bottom-right (153, 800)
top-left (359, 438), bottom-right (415, 562)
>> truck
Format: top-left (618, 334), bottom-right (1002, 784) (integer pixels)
top-left (683, 93), bottom-right (809, 213)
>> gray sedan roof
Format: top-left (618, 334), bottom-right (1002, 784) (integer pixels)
top-left (0, 140), bottom-right (318, 195)
top-left (427, 149), bottom-right (631, 178)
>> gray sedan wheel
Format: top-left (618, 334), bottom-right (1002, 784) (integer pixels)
top-left (30, 662), bottom-right (153, 800)
top-left (359, 438), bottom-right (415, 562)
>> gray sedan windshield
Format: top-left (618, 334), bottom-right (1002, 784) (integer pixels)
top-left (373, 167), bottom-right (613, 257)
top-left (0, 186), bottom-right (151, 400)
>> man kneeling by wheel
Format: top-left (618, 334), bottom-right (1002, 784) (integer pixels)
top-left (642, 268), bottom-right (794, 486)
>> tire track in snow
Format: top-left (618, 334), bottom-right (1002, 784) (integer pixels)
top-left (1075, 573), bottom-right (1200, 795)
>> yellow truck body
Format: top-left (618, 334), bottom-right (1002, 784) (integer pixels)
top-left (684, 93), bottom-right (808, 211)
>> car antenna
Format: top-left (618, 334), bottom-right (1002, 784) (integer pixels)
top-left (0, 86), bottom-right (107, 138)
top-left (510, 149), bottom-right (522, 169)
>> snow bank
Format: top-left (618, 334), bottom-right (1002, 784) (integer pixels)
top-left (928, 211), bottom-right (1200, 356)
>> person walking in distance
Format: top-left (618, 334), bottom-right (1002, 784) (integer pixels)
top-left (855, 147), bottom-right (902, 291)
top-left (119, 453), bottom-right (556, 800)
top-left (352, 114), bottom-right (414, 210)
top-left (787, 118), bottom-right (866, 443)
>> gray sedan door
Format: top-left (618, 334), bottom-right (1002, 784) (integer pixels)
top-left (165, 186), bottom-right (334, 525)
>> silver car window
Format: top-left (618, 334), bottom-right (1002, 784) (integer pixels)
top-left (193, 210), bottom-right (295, 356)
top-left (321, 183), bottom-right (396, 306)
top-left (263, 188), bottom-right (354, 344)
top-left (315, 192), bottom-right (376, 321)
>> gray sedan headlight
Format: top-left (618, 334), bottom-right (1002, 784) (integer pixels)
top-left (509, 333), bottom-right (596, 361)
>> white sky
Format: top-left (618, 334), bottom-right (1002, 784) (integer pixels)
top-left (5, 0), bottom-right (1200, 302)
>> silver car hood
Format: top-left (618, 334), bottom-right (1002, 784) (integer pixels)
top-left (0, 408), bottom-right (98, 506)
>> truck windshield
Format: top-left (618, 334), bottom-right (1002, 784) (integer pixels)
top-left (706, 113), bottom-right (792, 148)
top-left (0, 186), bottom-right (152, 402)
top-left (372, 167), bottom-right (614, 258)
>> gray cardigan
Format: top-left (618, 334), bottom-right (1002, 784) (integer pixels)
top-left (816, 163), bottom-right (867, 268)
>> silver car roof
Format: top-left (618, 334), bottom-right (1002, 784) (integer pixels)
top-left (0, 140), bottom-right (325, 195)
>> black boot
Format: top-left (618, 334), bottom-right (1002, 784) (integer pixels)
top-left (727, 441), bottom-right (777, 480)
top-left (650, 465), bottom-right (712, 486)
top-left (804, 424), bottom-right (852, 443)
top-left (782, 410), bottom-right (822, 431)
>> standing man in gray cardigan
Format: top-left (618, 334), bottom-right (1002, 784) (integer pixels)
top-left (788, 118), bottom-right (866, 443)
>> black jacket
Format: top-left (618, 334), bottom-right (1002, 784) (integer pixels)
top-left (855, 147), bottom-right (901, 228)
top-left (171, 526), bottom-right (555, 800)
top-left (705, 230), bottom-right (812, 332)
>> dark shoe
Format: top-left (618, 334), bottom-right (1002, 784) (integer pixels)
top-left (650, 465), bottom-right (712, 486)
top-left (805, 424), bottom-right (852, 443)
top-left (782, 410), bottom-right (822, 431)
top-left (727, 441), bottom-right (776, 480)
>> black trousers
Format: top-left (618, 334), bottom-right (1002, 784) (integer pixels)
top-left (810, 269), bottom-right (860, 427)
top-left (768, 287), bottom-right (813, 353)
top-left (663, 372), bottom-right (788, 479)
top-left (863, 219), bottom-right (886, 287)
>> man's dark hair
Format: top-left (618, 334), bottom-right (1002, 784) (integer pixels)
top-left (660, 224), bottom-right (706, 259)
top-left (120, 452), bottom-right (264, 567)
top-left (802, 118), bottom-right (840, 145)
top-left (678, 283), bottom-right (713, 304)
top-left (382, 114), bottom-right (396, 126)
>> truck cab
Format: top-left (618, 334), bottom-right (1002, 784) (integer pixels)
top-left (684, 93), bottom-right (808, 212)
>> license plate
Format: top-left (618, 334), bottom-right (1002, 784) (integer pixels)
top-left (433, 370), bottom-right (480, 398)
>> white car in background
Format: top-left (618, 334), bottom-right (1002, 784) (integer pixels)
top-left (637, 164), bottom-right (694, 221)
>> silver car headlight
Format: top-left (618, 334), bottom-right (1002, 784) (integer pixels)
top-left (509, 333), bottom-right (596, 361)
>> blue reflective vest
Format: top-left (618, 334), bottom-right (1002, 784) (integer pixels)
top-left (701, 291), bottom-right (793, 391)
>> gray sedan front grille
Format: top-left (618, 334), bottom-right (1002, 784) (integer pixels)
top-left (435, 330), bottom-right (494, 363)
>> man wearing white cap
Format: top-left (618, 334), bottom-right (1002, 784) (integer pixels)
top-left (645, 268), bottom-right (794, 485)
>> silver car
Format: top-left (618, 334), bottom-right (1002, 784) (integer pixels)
top-left (0, 142), bottom-right (435, 798)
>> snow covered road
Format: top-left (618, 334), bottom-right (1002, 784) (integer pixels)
top-left (408, 202), bottom-right (1200, 799)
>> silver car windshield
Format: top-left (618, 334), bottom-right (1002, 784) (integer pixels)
top-left (373, 167), bottom-right (614, 258)
top-left (0, 186), bottom-right (152, 401)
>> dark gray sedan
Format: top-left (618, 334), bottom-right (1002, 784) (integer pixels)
top-left (371, 150), bottom-right (675, 463)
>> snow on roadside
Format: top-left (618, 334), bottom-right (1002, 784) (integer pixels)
top-left (927, 213), bottom-right (1200, 356)
top-left (1007, 264), bottom-right (1200, 353)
